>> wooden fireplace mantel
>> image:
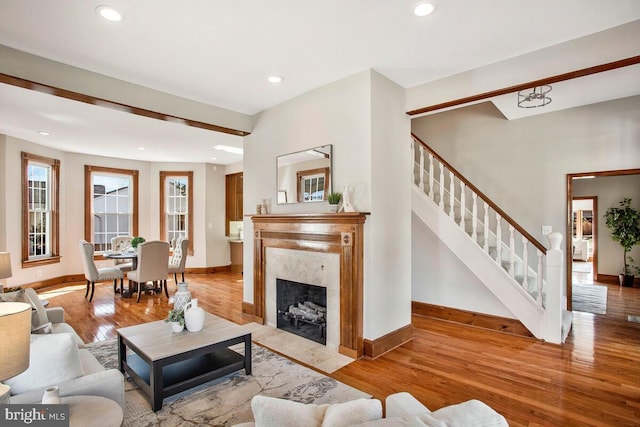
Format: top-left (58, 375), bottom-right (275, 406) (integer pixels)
top-left (251, 212), bottom-right (369, 359)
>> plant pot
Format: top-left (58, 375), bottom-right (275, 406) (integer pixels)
top-left (619, 274), bottom-right (635, 287)
top-left (170, 321), bottom-right (184, 333)
top-left (329, 204), bottom-right (339, 212)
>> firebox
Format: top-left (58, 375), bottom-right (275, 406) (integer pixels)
top-left (276, 278), bottom-right (327, 345)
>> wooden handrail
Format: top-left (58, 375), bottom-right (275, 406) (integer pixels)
top-left (412, 132), bottom-right (547, 254)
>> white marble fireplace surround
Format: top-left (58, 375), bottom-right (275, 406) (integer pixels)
top-left (266, 248), bottom-right (340, 351)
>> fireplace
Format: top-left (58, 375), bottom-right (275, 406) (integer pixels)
top-left (250, 212), bottom-right (369, 359)
top-left (276, 279), bottom-right (327, 345)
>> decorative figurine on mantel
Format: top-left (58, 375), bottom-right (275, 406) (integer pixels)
top-left (339, 184), bottom-right (355, 212)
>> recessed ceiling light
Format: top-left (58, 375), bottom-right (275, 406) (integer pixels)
top-left (413, 1), bottom-right (436, 17)
top-left (137, 147), bottom-right (145, 151)
top-left (38, 131), bottom-right (51, 136)
top-left (267, 75), bottom-right (283, 84)
top-left (96, 5), bottom-right (123, 22)
top-left (210, 157), bottom-right (217, 161)
top-left (213, 145), bottom-right (243, 155)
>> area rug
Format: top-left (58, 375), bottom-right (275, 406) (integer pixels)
top-left (572, 283), bottom-right (607, 315)
top-left (86, 339), bottom-right (370, 426)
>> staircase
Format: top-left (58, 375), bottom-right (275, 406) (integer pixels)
top-left (411, 134), bottom-right (572, 344)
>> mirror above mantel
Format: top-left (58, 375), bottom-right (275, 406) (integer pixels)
top-left (276, 144), bottom-right (333, 204)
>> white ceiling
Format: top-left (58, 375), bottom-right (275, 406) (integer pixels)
top-left (1, 1), bottom-right (639, 163)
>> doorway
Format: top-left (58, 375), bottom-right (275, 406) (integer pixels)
top-left (566, 168), bottom-right (640, 311)
top-left (571, 196), bottom-right (597, 285)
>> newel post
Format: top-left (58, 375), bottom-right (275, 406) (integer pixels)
top-left (542, 232), bottom-right (563, 344)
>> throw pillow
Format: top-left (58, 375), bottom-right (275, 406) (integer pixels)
top-left (321, 398), bottom-right (383, 427)
top-left (428, 400), bottom-right (508, 427)
top-left (251, 395), bottom-right (328, 427)
top-left (0, 289), bottom-right (30, 304)
top-left (5, 332), bottom-right (85, 395)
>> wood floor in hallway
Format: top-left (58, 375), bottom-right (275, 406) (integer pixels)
top-left (39, 273), bottom-right (640, 426)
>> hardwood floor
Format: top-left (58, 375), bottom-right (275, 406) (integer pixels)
top-left (40, 273), bottom-right (640, 426)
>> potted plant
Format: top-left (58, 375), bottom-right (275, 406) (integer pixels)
top-left (327, 192), bottom-right (342, 212)
top-left (130, 236), bottom-right (146, 248)
top-left (604, 198), bottom-right (640, 287)
top-left (165, 309), bottom-right (185, 332)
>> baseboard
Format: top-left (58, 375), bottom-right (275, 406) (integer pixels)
top-left (242, 302), bottom-right (257, 323)
top-left (596, 273), bottom-right (640, 287)
top-left (412, 301), bottom-right (534, 338)
top-left (21, 266), bottom-right (234, 291)
top-left (363, 324), bottom-right (413, 359)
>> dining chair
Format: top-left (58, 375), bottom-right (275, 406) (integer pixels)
top-left (168, 236), bottom-right (189, 284)
top-left (110, 235), bottom-right (134, 272)
top-left (78, 240), bottom-right (124, 301)
top-left (127, 240), bottom-right (170, 303)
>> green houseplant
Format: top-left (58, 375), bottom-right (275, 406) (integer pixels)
top-left (604, 198), bottom-right (640, 287)
top-left (165, 309), bottom-right (185, 332)
top-left (130, 236), bottom-right (146, 248)
top-left (327, 192), bottom-right (342, 212)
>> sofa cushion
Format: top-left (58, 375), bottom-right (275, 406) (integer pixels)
top-left (251, 395), bottom-right (327, 427)
top-left (5, 333), bottom-right (85, 395)
top-left (23, 288), bottom-right (50, 332)
top-left (250, 395), bottom-right (383, 427)
top-left (402, 400), bottom-right (508, 427)
top-left (0, 289), bottom-right (31, 304)
top-left (321, 398), bottom-right (382, 427)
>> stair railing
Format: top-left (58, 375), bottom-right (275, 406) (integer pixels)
top-left (412, 133), bottom-right (548, 307)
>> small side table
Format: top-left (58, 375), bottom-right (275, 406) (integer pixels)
top-left (61, 395), bottom-right (123, 427)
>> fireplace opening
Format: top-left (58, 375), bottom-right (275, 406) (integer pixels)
top-left (276, 279), bottom-right (327, 345)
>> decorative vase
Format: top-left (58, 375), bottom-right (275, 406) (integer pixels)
top-left (184, 299), bottom-right (205, 332)
top-left (42, 386), bottom-right (61, 404)
top-left (173, 282), bottom-right (192, 311)
top-left (170, 321), bottom-right (184, 333)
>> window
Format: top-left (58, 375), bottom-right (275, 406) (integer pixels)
top-left (296, 167), bottom-right (329, 202)
top-left (21, 152), bottom-right (60, 267)
top-left (160, 171), bottom-right (193, 255)
top-left (84, 166), bottom-right (138, 252)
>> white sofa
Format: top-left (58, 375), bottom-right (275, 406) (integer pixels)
top-left (234, 392), bottom-right (508, 426)
top-left (0, 294), bottom-right (125, 408)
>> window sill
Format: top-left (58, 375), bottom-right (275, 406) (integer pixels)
top-left (22, 256), bottom-right (61, 268)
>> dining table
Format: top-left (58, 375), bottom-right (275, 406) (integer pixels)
top-left (104, 250), bottom-right (138, 270)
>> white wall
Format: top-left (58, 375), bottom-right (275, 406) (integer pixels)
top-left (1, 136), bottom-right (229, 286)
top-left (573, 175), bottom-right (640, 275)
top-left (243, 70), bottom-right (412, 340)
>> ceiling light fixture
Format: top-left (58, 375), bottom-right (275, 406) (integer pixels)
top-left (137, 147), bottom-right (145, 151)
top-left (96, 5), bottom-right (123, 22)
top-left (38, 131), bottom-right (51, 136)
top-left (267, 75), bottom-right (283, 84)
top-left (413, 1), bottom-right (436, 17)
top-left (213, 145), bottom-right (243, 155)
top-left (517, 85), bottom-right (552, 109)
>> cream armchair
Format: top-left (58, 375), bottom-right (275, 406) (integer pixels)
top-left (572, 238), bottom-right (591, 261)
top-left (78, 240), bottom-right (124, 300)
top-left (169, 236), bottom-right (189, 283)
top-left (127, 240), bottom-right (170, 303)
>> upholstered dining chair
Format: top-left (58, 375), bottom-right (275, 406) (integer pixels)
top-left (127, 240), bottom-right (170, 303)
top-left (168, 236), bottom-right (189, 284)
top-left (78, 240), bottom-right (124, 301)
top-left (110, 235), bottom-right (134, 272)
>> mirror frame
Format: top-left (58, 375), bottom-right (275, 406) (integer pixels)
top-left (276, 144), bottom-right (333, 205)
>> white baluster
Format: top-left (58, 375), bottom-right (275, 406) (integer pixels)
top-left (508, 225), bottom-right (515, 277)
top-left (428, 153), bottom-right (434, 201)
top-left (495, 215), bottom-right (502, 265)
top-left (471, 193), bottom-right (478, 242)
top-left (483, 202), bottom-right (489, 253)
top-left (521, 236), bottom-right (528, 290)
top-left (537, 250), bottom-right (544, 306)
top-left (459, 181), bottom-right (466, 229)
top-left (418, 145), bottom-right (425, 192)
top-left (438, 163), bottom-right (445, 210)
top-left (449, 171), bottom-right (455, 219)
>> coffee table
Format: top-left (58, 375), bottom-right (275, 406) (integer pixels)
top-left (117, 312), bottom-right (252, 411)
